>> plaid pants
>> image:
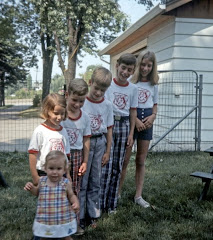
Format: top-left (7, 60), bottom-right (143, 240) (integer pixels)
top-left (101, 119), bottom-right (129, 211)
top-left (70, 149), bottom-right (83, 197)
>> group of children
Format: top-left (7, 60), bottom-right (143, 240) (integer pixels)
top-left (24, 50), bottom-right (159, 240)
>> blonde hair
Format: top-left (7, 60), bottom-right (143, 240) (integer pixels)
top-left (44, 150), bottom-right (67, 169)
top-left (91, 67), bottom-right (112, 88)
top-left (40, 93), bottom-right (66, 119)
top-left (131, 50), bottom-right (159, 85)
top-left (117, 53), bottom-right (136, 66)
top-left (67, 78), bottom-right (88, 96)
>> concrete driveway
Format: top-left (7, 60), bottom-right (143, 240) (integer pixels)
top-left (0, 99), bottom-right (42, 152)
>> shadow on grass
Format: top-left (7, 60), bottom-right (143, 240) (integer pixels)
top-left (19, 106), bottom-right (40, 118)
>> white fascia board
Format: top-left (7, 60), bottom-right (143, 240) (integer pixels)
top-left (98, 4), bottom-right (165, 56)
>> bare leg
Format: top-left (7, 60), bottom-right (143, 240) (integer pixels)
top-left (118, 146), bottom-right (132, 196)
top-left (65, 236), bottom-right (73, 240)
top-left (135, 139), bottom-right (150, 198)
top-left (40, 237), bottom-right (73, 240)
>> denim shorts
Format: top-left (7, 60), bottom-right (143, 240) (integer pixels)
top-left (133, 108), bottom-right (153, 141)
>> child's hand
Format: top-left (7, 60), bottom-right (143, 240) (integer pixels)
top-left (136, 119), bottom-right (146, 132)
top-left (72, 201), bottom-right (80, 214)
top-left (143, 115), bottom-right (155, 129)
top-left (24, 182), bottom-right (39, 196)
top-left (24, 182), bottom-right (34, 191)
top-left (126, 135), bottom-right (134, 148)
top-left (78, 162), bottom-right (87, 176)
top-left (102, 152), bottom-right (110, 166)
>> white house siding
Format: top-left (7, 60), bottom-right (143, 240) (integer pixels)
top-left (148, 17), bottom-right (213, 150)
top-left (110, 58), bottom-right (117, 78)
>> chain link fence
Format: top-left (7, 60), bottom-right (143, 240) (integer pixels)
top-left (0, 70), bottom-right (202, 152)
top-left (0, 97), bottom-right (42, 152)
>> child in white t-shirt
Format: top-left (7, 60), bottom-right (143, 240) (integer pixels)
top-left (28, 93), bottom-right (71, 186)
top-left (61, 78), bottom-right (91, 235)
top-left (119, 50), bottom-right (159, 208)
top-left (80, 67), bottom-right (113, 229)
top-left (101, 53), bottom-right (138, 214)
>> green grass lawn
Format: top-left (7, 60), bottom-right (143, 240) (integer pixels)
top-left (0, 151), bottom-right (213, 240)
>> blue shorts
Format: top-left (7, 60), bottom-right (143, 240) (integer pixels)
top-left (133, 108), bottom-right (153, 141)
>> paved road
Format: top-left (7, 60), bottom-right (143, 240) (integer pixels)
top-left (0, 102), bottom-right (33, 119)
top-left (0, 99), bottom-right (42, 152)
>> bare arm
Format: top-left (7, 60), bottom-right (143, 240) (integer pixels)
top-left (66, 155), bottom-right (72, 183)
top-left (67, 181), bottom-right (80, 213)
top-left (24, 182), bottom-right (39, 196)
top-left (29, 153), bottom-right (39, 186)
top-left (78, 137), bottom-right (90, 176)
top-left (102, 127), bottom-right (113, 166)
top-left (127, 108), bottom-right (137, 148)
top-left (152, 103), bottom-right (157, 115)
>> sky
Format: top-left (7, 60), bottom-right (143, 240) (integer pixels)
top-left (30, 0), bottom-right (154, 82)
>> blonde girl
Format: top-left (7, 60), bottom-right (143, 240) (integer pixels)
top-left (28, 93), bottom-right (71, 186)
top-left (119, 51), bottom-right (159, 208)
top-left (24, 150), bottom-right (79, 239)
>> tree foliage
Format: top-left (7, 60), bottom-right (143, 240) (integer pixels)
top-left (79, 64), bottom-right (103, 84)
top-left (18, 0), bottom-right (56, 100)
top-left (0, 41), bottom-right (27, 85)
top-left (50, 74), bottom-right (65, 94)
top-left (0, 1), bottom-right (29, 106)
top-left (1, 0), bottom-right (160, 103)
top-left (38, 0), bottom-right (160, 86)
top-left (26, 74), bottom-right (32, 90)
top-left (32, 0), bottom-right (130, 87)
top-left (137, 0), bottom-right (160, 10)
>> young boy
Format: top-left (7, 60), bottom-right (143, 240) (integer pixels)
top-left (101, 53), bottom-right (138, 214)
top-left (61, 78), bottom-right (91, 235)
top-left (79, 67), bottom-right (113, 229)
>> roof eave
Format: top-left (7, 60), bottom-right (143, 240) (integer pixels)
top-left (98, 4), bottom-right (166, 56)
top-left (165, 0), bottom-right (193, 12)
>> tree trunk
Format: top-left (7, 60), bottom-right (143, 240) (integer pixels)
top-left (65, 53), bottom-right (77, 88)
top-left (41, 51), bottom-right (54, 100)
top-left (41, 32), bottom-right (55, 100)
top-left (0, 72), bottom-right (5, 107)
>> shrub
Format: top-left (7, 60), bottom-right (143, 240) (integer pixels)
top-left (33, 94), bottom-right (41, 107)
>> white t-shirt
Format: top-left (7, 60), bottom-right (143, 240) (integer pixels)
top-left (105, 78), bottom-right (138, 116)
top-left (61, 110), bottom-right (91, 150)
top-left (82, 96), bottom-right (114, 135)
top-left (28, 124), bottom-right (70, 171)
top-left (135, 81), bottom-right (158, 108)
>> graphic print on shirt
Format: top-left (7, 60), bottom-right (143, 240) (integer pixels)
top-left (138, 87), bottom-right (151, 104)
top-left (113, 92), bottom-right (128, 109)
top-left (49, 138), bottom-right (65, 152)
top-left (89, 113), bottom-right (103, 131)
top-left (45, 230), bottom-right (53, 236)
top-left (66, 128), bottom-right (80, 145)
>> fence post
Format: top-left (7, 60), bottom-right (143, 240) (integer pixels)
top-left (197, 75), bottom-right (203, 151)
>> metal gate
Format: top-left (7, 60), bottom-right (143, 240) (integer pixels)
top-left (150, 70), bottom-right (203, 152)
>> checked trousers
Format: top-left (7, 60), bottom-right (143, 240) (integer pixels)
top-left (101, 119), bottom-right (129, 211)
